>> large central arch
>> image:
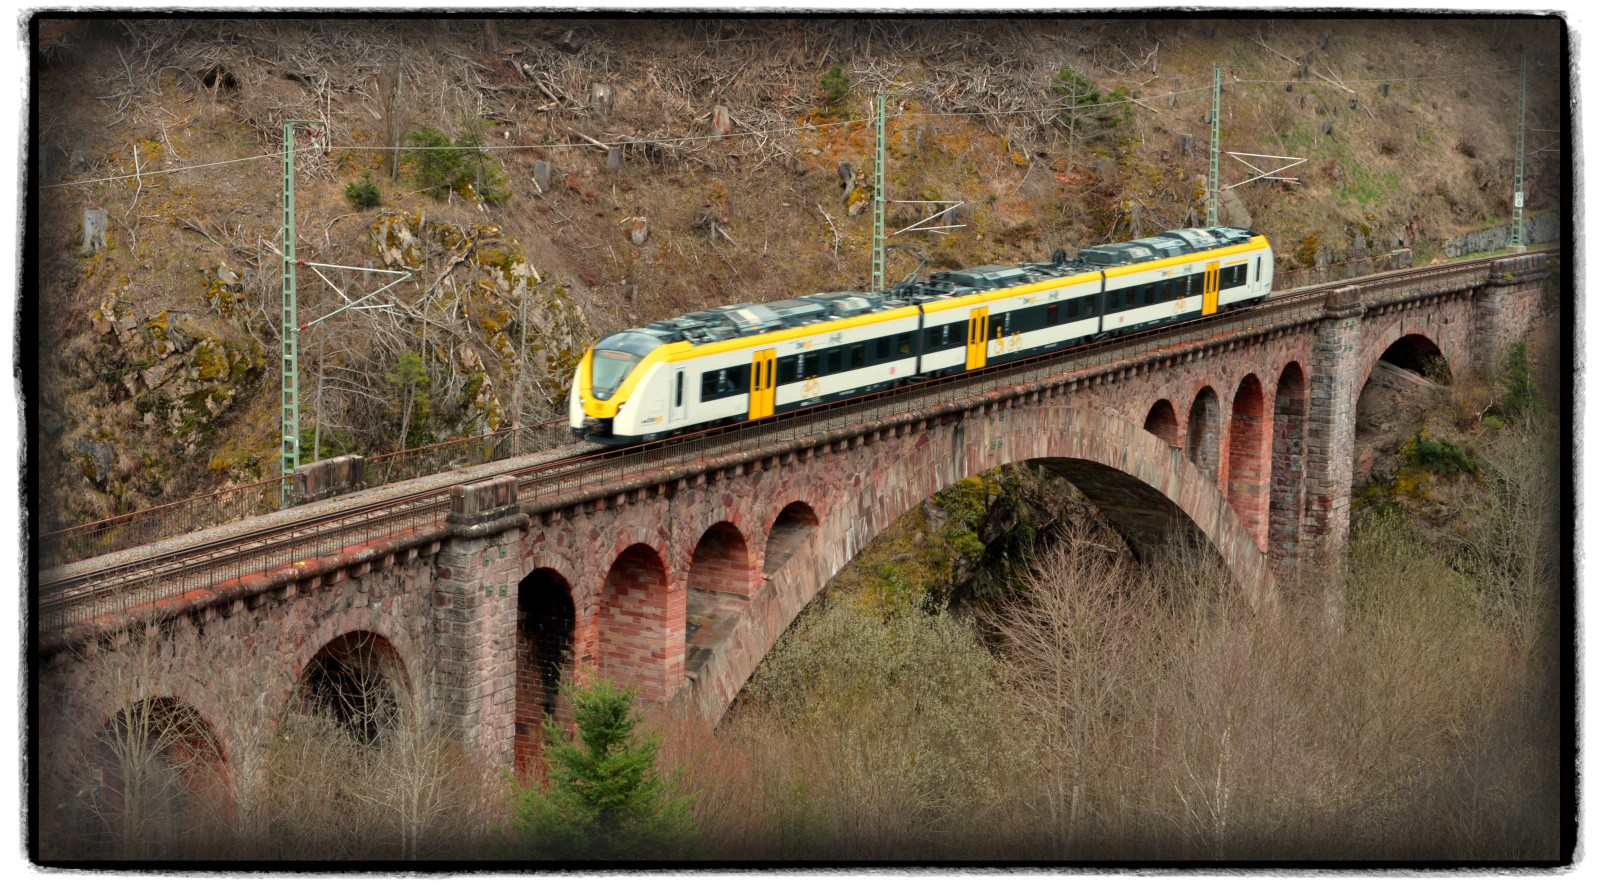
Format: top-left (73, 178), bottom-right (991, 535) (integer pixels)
top-left (681, 404), bottom-right (1278, 722)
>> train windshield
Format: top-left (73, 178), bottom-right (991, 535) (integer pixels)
top-left (589, 331), bottom-right (661, 400)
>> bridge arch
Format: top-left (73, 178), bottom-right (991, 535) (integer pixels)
top-left (516, 567), bottom-right (575, 774)
top-left (761, 501), bottom-right (820, 579)
top-left (1269, 362), bottom-right (1309, 570)
top-left (597, 543), bottom-right (678, 699)
top-left (1186, 386), bottom-right (1223, 482)
top-left (686, 521), bottom-right (755, 597)
top-left (1360, 316), bottom-right (1465, 394)
top-left (60, 696), bottom-right (230, 859)
top-left (1143, 399), bottom-right (1181, 448)
top-left (686, 405), bottom-right (1277, 722)
top-left (1226, 374), bottom-right (1269, 544)
top-left (291, 630), bottom-right (412, 745)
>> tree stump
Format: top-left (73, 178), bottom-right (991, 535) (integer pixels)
top-left (534, 160), bottom-right (552, 193)
top-left (630, 218), bottom-right (648, 246)
top-left (589, 83), bottom-right (614, 116)
top-left (607, 146), bottom-right (622, 173)
top-left (1380, 83), bottom-right (1390, 98)
top-left (1321, 120), bottom-right (1334, 135)
top-left (1285, 81), bottom-right (1293, 92)
top-left (712, 106), bottom-right (733, 137)
top-left (553, 29), bottom-right (581, 54)
top-left (1320, 32), bottom-right (1331, 50)
top-left (1130, 203), bottom-right (1143, 239)
top-left (1178, 134), bottom-right (1194, 156)
top-left (81, 209), bottom-right (108, 256)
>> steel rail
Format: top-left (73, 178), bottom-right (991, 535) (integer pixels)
top-left (35, 250), bottom-right (1551, 635)
top-left (36, 417), bottom-right (574, 569)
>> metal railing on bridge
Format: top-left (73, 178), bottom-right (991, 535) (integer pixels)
top-left (37, 418), bottom-right (574, 570)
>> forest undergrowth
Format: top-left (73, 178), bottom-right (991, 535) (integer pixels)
top-left (655, 424), bottom-right (1559, 861)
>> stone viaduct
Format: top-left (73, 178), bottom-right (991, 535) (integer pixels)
top-left (35, 254), bottom-right (1549, 828)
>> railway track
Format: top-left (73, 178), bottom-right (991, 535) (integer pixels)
top-left (34, 250), bottom-right (1552, 635)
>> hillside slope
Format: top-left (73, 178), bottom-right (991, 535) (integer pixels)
top-left (32, 16), bottom-right (1563, 529)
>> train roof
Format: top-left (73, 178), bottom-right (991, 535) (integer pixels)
top-left (618, 226), bottom-right (1263, 346)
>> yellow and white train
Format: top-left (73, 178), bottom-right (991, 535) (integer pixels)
top-left (571, 226), bottom-right (1273, 444)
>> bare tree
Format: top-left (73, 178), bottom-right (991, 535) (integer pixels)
top-left (54, 633), bottom-right (228, 861)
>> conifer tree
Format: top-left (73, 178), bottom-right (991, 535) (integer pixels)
top-left (500, 676), bottom-right (697, 861)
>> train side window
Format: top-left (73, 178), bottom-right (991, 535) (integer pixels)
top-left (1256, 257), bottom-right (1261, 284)
top-left (777, 355), bottom-right (798, 385)
top-left (675, 370), bottom-right (684, 407)
top-left (703, 366), bottom-right (748, 401)
top-left (1047, 303), bottom-right (1059, 326)
top-left (825, 347), bottom-right (843, 375)
top-left (897, 332), bottom-right (913, 355)
top-left (876, 337), bottom-right (891, 361)
top-left (850, 343), bottom-right (866, 369)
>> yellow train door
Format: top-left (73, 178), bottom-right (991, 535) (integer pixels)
top-left (966, 308), bottom-right (989, 370)
top-left (1202, 261), bottom-right (1221, 315)
top-left (748, 349), bottom-right (777, 419)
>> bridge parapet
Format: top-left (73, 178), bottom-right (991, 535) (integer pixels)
top-left (292, 454), bottom-right (365, 506)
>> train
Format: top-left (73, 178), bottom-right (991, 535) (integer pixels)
top-left (570, 226), bottom-right (1273, 445)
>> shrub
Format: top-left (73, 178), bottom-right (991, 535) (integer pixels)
top-left (1100, 85), bottom-right (1134, 127)
top-left (819, 65), bottom-right (851, 105)
top-left (406, 122), bottom-right (511, 205)
top-left (344, 171), bottom-right (381, 209)
top-left (1051, 66), bottom-right (1101, 106)
top-left (499, 676), bottom-right (698, 861)
top-left (1404, 432), bottom-right (1480, 477)
top-left (1497, 340), bottom-right (1545, 425)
